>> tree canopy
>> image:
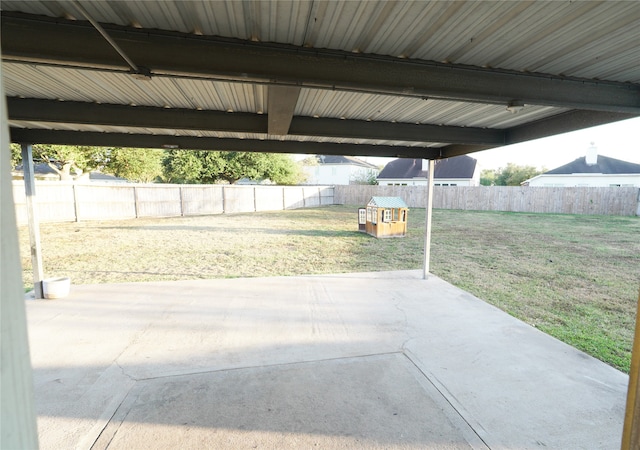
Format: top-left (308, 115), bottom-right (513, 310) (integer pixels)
top-left (162, 150), bottom-right (303, 185)
top-left (11, 144), bottom-right (164, 182)
top-left (480, 163), bottom-right (545, 186)
top-left (105, 147), bottom-right (164, 182)
top-left (12, 144), bottom-right (302, 185)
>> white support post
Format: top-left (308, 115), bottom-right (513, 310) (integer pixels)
top-left (423, 159), bottom-right (435, 279)
top-left (1, 56), bottom-right (40, 448)
top-left (21, 143), bottom-right (45, 298)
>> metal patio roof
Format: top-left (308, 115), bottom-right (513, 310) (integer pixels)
top-left (1, 0), bottom-right (639, 159)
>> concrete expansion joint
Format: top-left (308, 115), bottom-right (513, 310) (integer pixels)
top-left (134, 352), bottom-right (408, 382)
top-left (402, 351), bottom-right (491, 450)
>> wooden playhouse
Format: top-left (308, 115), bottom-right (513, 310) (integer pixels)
top-left (358, 196), bottom-right (409, 238)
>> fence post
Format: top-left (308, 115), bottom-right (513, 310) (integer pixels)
top-left (179, 186), bottom-right (184, 216)
top-left (133, 186), bottom-right (139, 218)
top-left (72, 183), bottom-right (80, 222)
top-left (282, 187), bottom-right (286, 211)
top-left (222, 186), bottom-right (226, 214)
top-left (254, 187), bottom-right (257, 212)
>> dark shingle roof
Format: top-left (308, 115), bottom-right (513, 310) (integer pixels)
top-left (544, 155), bottom-right (640, 174)
top-left (377, 155), bottom-right (477, 179)
top-left (312, 155), bottom-right (379, 169)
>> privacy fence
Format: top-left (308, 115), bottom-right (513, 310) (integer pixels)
top-left (335, 185), bottom-right (640, 216)
top-left (12, 182), bottom-right (640, 225)
top-left (12, 182), bottom-right (334, 225)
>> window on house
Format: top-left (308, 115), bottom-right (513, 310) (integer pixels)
top-left (358, 209), bottom-right (366, 224)
top-left (371, 208), bottom-right (377, 224)
top-left (393, 209), bottom-right (398, 221)
top-left (450, 183), bottom-right (457, 186)
top-left (401, 210), bottom-right (407, 222)
top-left (366, 207), bottom-right (372, 222)
top-left (383, 209), bottom-right (391, 222)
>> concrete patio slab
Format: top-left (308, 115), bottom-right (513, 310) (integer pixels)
top-left (25, 270), bottom-right (628, 449)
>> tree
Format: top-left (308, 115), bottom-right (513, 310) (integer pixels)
top-left (482, 164), bottom-right (544, 186)
top-left (352, 169), bottom-right (379, 185)
top-left (104, 148), bottom-right (164, 182)
top-left (480, 169), bottom-right (496, 186)
top-left (10, 144), bottom-right (106, 180)
top-left (163, 150), bottom-right (303, 185)
top-left (10, 143), bottom-right (22, 168)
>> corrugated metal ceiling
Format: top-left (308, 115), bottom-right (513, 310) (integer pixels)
top-left (1, 1), bottom-right (638, 156)
top-left (3, 0), bottom-right (638, 82)
top-left (2, 62), bottom-right (567, 129)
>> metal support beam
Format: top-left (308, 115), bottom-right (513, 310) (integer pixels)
top-left (437, 110), bottom-right (638, 159)
top-left (2, 13), bottom-right (639, 113)
top-left (268, 86), bottom-right (301, 135)
top-left (0, 47), bottom-right (39, 449)
top-left (9, 127), bottom-right (448, 159)
top-left (20, 143), bottom-right (44, 299)
top-left (6, 97), bottom-right (505, 146)
top-left (622, 288), bottom-right (640, 449)
top-left (423, 159), bottom-right (435, 280)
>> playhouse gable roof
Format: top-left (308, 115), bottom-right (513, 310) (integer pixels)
top-left (367, 197), bottom-right (408, 208)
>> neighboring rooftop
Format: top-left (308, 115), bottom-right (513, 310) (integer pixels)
top-left (378, 155), bottom-right (477, 180)
top-left (544, 155), bottom-right (640, 175)
top-left (309, 155), bottom-right (379, 169)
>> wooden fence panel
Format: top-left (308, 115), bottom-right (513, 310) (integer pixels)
top-left (75, 184), bottom-right (136, 221)
top-left (181, 186), bottom-right (224, 216)
top-left (335, 185), bottom-right (639, 216)
top-left (12, 182), bottom-right (75, 223)
top-left (319, 186), bottom-right (335, 205)
top-left (135, 186), bottom-right (182, 217)
top-left (223, 186), bottom-right (255, 213)
top-left (255, 187), bottom-right (285, 212)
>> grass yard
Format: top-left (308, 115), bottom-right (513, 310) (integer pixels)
top-left (18, 205), bottom-right (640, 373)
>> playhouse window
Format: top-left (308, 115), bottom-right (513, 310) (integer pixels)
top-left (393, 209), bottom-right (399, 221)
top-left (371, 208), bottom-right (377, 224)
top-left (366, 207), bottom-right (372, 222)
top-left (383, 209), bottom-right (391, 222)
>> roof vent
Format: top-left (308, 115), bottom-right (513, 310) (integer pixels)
top-left (586, 142), bottom-right (598, 166)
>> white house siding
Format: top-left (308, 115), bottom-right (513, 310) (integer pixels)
top-left (303, 164), bottom-right (378, 185)
top-left (527, 174), bottom-right (640, 187)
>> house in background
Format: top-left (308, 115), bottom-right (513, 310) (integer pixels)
top-left (377, 155), bottom-right (479, 186)
top-left (525, 145), bottom-right (640, 187)
top-left (302, 155), bottom-right (379, 185)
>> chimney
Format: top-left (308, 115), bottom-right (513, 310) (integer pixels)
top-left (585, 142), bottom-right (598, 166)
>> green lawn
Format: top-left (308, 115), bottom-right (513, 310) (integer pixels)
top-left (19, 205), bottom-right (640, 372)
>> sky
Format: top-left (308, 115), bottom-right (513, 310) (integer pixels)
top-left (359, 116), bottom-right (640, 172)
